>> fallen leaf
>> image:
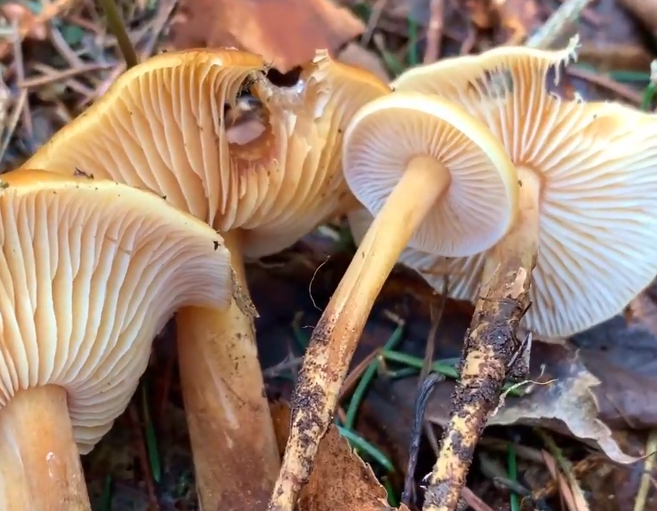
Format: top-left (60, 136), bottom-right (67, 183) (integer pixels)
top-left (271, 402), bottom-right (410, 511)
top-left (574, 307), bottom-right (657, 431)
top-left (398, 337), bottom-right (639, 465)
top-left (0, 3), bottom-right (48, 40)
top-left (168, 0), bottom-right (365, 73)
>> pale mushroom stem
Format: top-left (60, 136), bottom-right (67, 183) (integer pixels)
top-left (176, 229), bottom-right (280, 510)
top-left (269, 156), bottom-right (450, 511)
top-left (0, 386), bottom-right (91, 511)
top-left (423, 167), bottom-right (540, 511)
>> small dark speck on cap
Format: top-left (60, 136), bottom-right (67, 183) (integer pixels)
top-left (213, 241), bottom-right (220, 250)
top-left (74, 168), bottom-right (94, 179)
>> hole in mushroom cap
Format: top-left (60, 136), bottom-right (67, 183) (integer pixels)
top-left (225, 95), bottom-right (267, 145)
top-left (544, 61), bottom-right (573, 100)
top-left (224, 64), bottom-right (306, 153)
top-left (223, 74), bottom-right (273, 153)
top-left (266, 65), bottom-right (302, 87)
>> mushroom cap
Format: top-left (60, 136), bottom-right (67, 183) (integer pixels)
top-left (0, 169), bottom-right (233, 453)
top-left (343, 92), bottom-right (518, 257)
top-left (388, 38), bottom-right (657, 337)
top-left (240, 49), bottom-right (392, 256)
top-left (24, 48), bottom-right (391, 258)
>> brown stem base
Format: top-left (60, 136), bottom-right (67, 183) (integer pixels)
top-left (177, 231), bottom-right (279, 511)
top-left (423, 170), bottom-right (540, 511)
top-left (0, 386), bottom-right (91, 511)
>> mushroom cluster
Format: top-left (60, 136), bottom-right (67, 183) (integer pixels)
top-left (23, 46), bottom-right (391, 509)
top-left (14, 33), bottom-right (657, 511)
top-left (268, 37), bottom-right (657, 511)
top-left (0, 168), bottom-right (234, 510)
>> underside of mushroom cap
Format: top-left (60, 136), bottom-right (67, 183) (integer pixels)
top-left (388, 37), bottom-right (657, 337)
top-left (343, 92), bottom-right (518, 257)
top-left (225, 49), bottom-right (392, 257)
top-left (24, 48), bottom-right (391, 260)
top-left (0, 169), bottom-right (233, 453)
top-left (347, 207), bottom-right (483, 300)
top-left (23, 48), bottom-right (266, 230)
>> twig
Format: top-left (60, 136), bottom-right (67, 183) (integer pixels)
top-left (423, 0), bottom-right (444, 64)
top-left (20, 63), bottom-right (113, 88)
top-left (0, 89), bottom-right (26, 164)
top-left (95, 0), bottom-right (139, 68)
top-left (423, 193), bottom-right (538, 511)
top-left (401, 372), bottom-right (443, 508)
top-left (634, 429), bottom-right (657, 511)
top-left (78, 0), bottom-right (175, 107)
top-left (532, 455), bottom-right (602, 501)
top-left (128, 404), bottom-right (161, 511)
top-left (536, 429), bottom-right (590, 511)
top-left (420, 282), bottom-right (447, 455)
top-left (263, 356), bottom-right (304, 379)
top-left (31, 63), bottom-right (96, 96)
top-left (339, 349), bottom-right (381, 400)
top-left (525, 0), bottom-right (593, 49)
top-left (567, 67), bottom-right (643, 105)
top-left (461, 487), bottom-right (496, 511)
top-left (343, 325), bottom-right (404, 428)
top-left (49, 25), bottom-right (86, 68)
top-left (11, 20), bottom-right (33, 153)
top-left (361, 0), bottom-right (389, 46)
top-left (0, 0), bottom-right (79, 59)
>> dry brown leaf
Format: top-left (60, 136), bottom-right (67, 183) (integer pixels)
top-left (271, 402), bottom-right (410, 511)
top-left (168, 0), bottom-right (365, 73)
top-left (419, 344), bottom-right (639, 465)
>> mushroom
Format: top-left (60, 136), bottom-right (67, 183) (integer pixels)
top-left (381, 37), bottom-right (657, 511)
top-left (23, 47), bottom-right (391, 508)
top-left (269, 92), bottom-right (519, 511)
top-left (0, 168), bottom-right (234, 511)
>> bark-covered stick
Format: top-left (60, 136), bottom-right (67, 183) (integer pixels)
top-left (423, 170), bottom-right (539, 511)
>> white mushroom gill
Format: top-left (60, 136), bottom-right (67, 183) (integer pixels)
top-left (343, 93), bottom-right (517, 257)
top-left (389, 36), bottom-right (657, 337)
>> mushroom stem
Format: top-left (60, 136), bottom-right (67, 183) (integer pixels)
top-left (177, 229), bottom-right (280, 510)
top-left (0, 386), bottom-right (91, 511)
top-left (423, 168), bottom-right (540, 511)
top-left (269, 156), bottom-right (450, 511)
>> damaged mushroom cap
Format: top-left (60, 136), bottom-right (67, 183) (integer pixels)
top-left (371, 37), bottom-right (657, 337)
top-left (24, 48), bottom-right (391, 259)
top-left (0, 169), bottom-right (233, 453)
top-left (343, 92), bottom-right (518, 257)
top-left (227, 49), bottom-right (392, 257)
top-left (24, 48), bottom-right (266, 228)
